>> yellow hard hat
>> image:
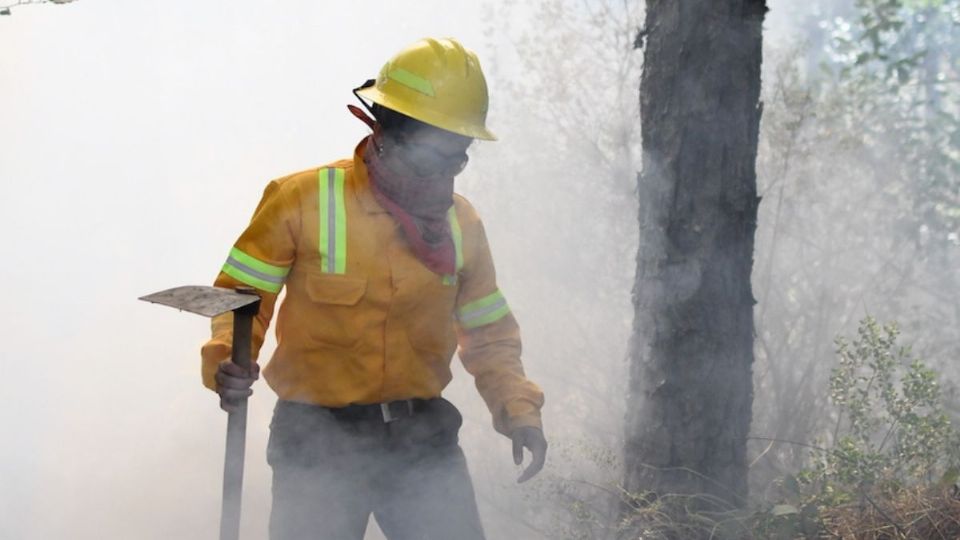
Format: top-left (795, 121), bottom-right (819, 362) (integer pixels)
top-left (356, 37), bottom-right (496, 141)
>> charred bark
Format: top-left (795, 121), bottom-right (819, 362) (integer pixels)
top-left (624, 0), bottom-right (766, 508)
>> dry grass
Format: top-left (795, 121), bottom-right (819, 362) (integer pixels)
top-left (817, 486), bottom-right (960, 540)
top-left (611, 486), bottom-right (960, 539)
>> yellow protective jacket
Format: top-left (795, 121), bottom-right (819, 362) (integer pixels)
top-left (201, 139), bottom-right (544, 435)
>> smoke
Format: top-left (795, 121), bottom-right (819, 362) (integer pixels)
top-left (4, 0), bottom-right (957, 538)
top-left (0, 2), bottom-right (495, 539)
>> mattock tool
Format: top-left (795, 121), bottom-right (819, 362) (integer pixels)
top-left (139, 285), bottom-right (261, 540)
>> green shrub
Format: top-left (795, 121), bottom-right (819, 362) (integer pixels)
top-left (804, 317), bottom-right (959, 497)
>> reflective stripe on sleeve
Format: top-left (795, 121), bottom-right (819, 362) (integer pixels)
top-left (442, 205), bottom-right (464, 286)
top-left (222, 246), bottom-right (290, 293)
top-left (458, 290), bottom-right (510, 329)
top-left (318, 168), bottom-right (347, 274)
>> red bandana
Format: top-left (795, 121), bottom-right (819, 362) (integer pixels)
top-left (349, 105), bottom-right (456, 276)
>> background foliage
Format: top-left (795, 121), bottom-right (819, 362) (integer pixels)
top-left (477, 0), bottom-right (960, 536)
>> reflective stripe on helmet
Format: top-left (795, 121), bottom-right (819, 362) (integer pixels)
top-left (388, 68), bottom-right (435, 97)
top-left (222, 246), bottom-right (290, 293)
top-left (318, 167), bottom-right (347, 274)
top-left (458, 290), bottom-right (510, 329)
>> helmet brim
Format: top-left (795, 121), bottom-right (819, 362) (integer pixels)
top-left (356, 85), bottom-right (497, 141)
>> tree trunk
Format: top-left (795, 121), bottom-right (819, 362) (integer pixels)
top-left (624, 0), bottom-right (766, 508)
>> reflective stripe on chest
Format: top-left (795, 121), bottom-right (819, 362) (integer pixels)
top-left (318, 168), bottom-right (348, 274)
top-left (442, 205), bottom-right (464, 285)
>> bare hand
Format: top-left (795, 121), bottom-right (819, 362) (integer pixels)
top-left (511, 426), bottom-right (547, 483)
top-left (214, 359), bottom-right (259, 412)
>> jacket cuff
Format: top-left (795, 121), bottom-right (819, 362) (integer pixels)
top-left (507, 413), bottom-right (543, 433)
top-left (500, 398), bottom-right (543, 434)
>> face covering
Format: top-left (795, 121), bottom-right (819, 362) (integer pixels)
top-left (348, 105), bottom-right (457, 276)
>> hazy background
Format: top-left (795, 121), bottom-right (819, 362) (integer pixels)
top-left (2, 3), bottom-right (495, 538)
top-left (3, 1), bottom-right (957, 539)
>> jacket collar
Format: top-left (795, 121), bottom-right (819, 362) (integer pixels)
top-left (352, 137), bottom-right (388, 214)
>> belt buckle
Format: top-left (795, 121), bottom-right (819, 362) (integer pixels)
top-left (380, 400), bottom-right (414, 423)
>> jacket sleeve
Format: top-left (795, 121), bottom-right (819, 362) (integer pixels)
top-left (455, 205), bottom-right (544, 436)
top-left (200, 179), bottom-right (300, 391)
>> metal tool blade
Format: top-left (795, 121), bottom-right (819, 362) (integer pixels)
top-left (139, 285), bottom-right (260, 318)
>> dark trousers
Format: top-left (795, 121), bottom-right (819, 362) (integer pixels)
top-left (267, 399), bottom-right (486, 540)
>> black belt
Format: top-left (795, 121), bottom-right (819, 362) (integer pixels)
top-left (327, 398), bottom-right (432, 423)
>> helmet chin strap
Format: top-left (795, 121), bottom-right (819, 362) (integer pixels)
top-left (347, 104), bottom-right (377, 131)
top-left (348, 80), bottom-right (382, 147)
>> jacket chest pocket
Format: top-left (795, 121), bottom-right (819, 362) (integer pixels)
top-left (303, 272), bottom-right (367, 348)
top-left (404, 276), bottom-right (459, 358)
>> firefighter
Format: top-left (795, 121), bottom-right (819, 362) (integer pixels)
top-left (200, 37), bottom-right (547, 540)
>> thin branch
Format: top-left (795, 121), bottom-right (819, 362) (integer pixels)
top-left (747, 436), bottom-right (830, 454)
top-left (1, 0), bottom-right (74, 12)
top-left (2, 0), bottom-right (43, 8)
top-left (860, 486), bottom-right (909, 538)
top-left (748, 437), bottom-right (777, 468)
top-left (4, 0), bottom-right (45, 7)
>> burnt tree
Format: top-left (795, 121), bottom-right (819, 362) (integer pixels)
top-left (625, 0), bottom-right (766, 507)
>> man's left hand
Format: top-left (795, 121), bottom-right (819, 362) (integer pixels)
top-left (511, 426), bottom-right (547, 483)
